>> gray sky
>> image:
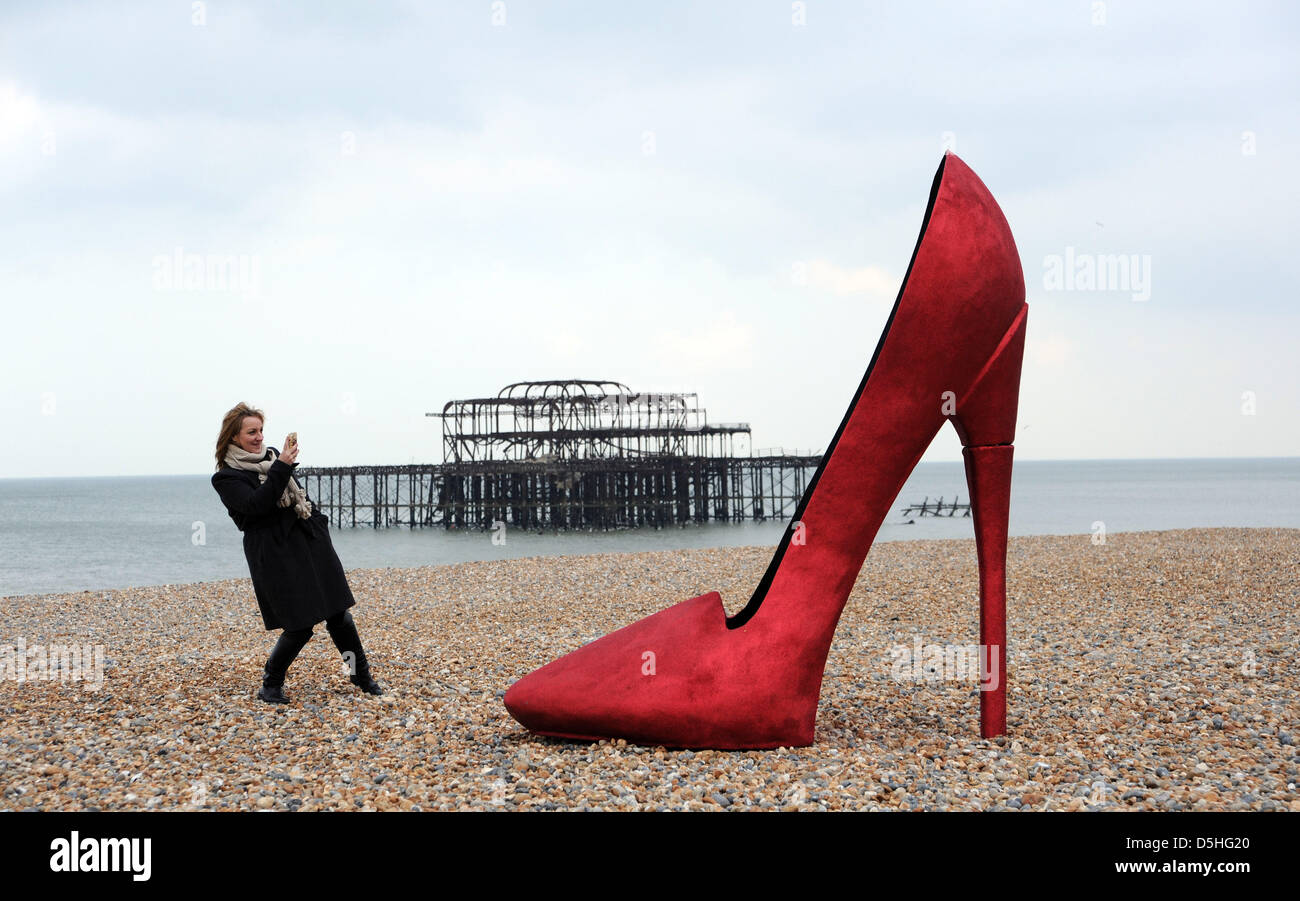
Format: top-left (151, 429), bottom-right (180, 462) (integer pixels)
top-left (2, 0), bottom-right (1296, 478)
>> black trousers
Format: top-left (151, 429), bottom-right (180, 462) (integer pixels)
top-left (263, 609), bottom-right (371, 687)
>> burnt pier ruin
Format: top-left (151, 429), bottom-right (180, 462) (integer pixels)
top-left (295, 379), bottom-right (821, 530)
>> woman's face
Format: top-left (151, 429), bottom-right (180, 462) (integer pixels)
top-left (233, 416), bottom-right (264, 454)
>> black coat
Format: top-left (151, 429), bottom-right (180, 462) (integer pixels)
top-left (211, 448), bottom-right (356, 631)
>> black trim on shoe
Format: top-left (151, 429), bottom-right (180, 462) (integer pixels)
top-left (728, 153), bottom-right (949, 630)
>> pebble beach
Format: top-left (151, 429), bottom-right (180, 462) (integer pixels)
top-left (1, 527), bottom-right (1297, 812)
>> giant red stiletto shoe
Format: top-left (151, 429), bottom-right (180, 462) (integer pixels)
top-left (504, 151), bottom-right (1027, 748)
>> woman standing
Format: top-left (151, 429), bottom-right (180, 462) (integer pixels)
top-left (212, 402), bottom-right (383, 703)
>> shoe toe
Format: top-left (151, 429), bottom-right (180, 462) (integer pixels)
top-left (503, 643), bottom-right (617, 740)
top-left (503, 591), bottom-right (731, 744)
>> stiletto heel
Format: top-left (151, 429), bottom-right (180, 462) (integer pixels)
top-left (963, 444), bottom-right (1013, 738)
top-left (504, 151), bottom-right (1028, 748)
top-left (952, 305), bottom-right (1026, 738)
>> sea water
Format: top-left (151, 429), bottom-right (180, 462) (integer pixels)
top-left (1, 458), bottom-right (1296, 597)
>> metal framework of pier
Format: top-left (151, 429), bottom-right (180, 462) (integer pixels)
top-left (295, 379), bottom-right (822, 530)
top-left (899, 496), bottom-right (972, 518)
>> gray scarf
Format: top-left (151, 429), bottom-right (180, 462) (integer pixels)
top-left (223, 444), bottom-right (313, 520)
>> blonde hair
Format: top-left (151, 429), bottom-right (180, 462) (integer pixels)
top-left (215, 402), bottom-right (267, 471)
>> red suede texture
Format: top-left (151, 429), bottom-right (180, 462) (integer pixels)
top-left (952, 305), bottom-right (1027, 447)
top-left (963, 444), bottom-right (1014, 738)
top-left (504, 151), bottom-right (1028, 748)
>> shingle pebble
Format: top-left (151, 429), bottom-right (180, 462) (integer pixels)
top-left (0, 527), bottom-right (1295, 811)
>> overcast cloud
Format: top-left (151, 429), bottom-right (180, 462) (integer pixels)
top-left (1, 0), bottom-right (1296, 477)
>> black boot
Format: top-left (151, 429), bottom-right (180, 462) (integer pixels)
top-left (257, 681), bottom-right (290, 704)
top-left (326, 611), bottom-right (383, 696)
top-left (350, 671), bottom-right (383, 696)
top-left (258, 627), bottom-right (313, 704)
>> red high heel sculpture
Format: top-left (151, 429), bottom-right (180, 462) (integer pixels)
top-left (505, 151), bottom-right (1026, 748)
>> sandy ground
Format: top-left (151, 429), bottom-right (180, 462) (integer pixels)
top-left (1, 527), bottom-right (1296, 811)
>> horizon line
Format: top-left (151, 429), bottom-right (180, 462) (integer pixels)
top-left (1, 454), bottom-right (1297, 481)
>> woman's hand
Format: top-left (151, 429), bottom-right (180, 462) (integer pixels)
top-left (279, 440), bottom-right (300, 466)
